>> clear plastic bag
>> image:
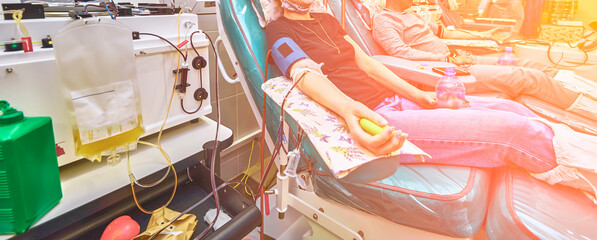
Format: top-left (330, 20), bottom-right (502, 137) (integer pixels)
top-left (53, 18), bottom-right (144, 163)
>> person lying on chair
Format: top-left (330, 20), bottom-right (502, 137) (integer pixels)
top-left (266, 0), bottom-right (597, 193)
top-left (371, 0), bottom-right (589, 115)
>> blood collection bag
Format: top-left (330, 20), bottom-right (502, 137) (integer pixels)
top-left (53, 18), bottom-right (144, 164)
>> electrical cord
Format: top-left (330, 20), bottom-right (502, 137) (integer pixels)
top-left (0, 41), bottom-right (41, 47)
top-left (105, 5), bottom-right (115, 19)
top-left (232, 139), bottom-right (260, 196)
top-left (546, 41), bottom-right (590, 68)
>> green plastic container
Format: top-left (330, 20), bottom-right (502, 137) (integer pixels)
top-left (0, 100), bottom-right (62, 234)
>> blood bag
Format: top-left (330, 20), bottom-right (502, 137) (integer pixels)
top-left (53, 18), bottom-right (144, 164)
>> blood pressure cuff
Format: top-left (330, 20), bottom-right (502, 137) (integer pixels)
top-left (272, 37), bottom-right (309, 78)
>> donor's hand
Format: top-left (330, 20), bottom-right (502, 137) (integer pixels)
top-left (450, 56), bottom-right (475, 66)
top-left (339, 100), bottom-right (408, 155)
top-left (415, 91), bottom-right (437, 109)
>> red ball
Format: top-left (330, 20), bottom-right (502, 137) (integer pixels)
top-left (100, 215), bottom-right (141, 240)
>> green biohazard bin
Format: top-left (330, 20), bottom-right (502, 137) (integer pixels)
top-left (0, 100), bottom-right (62, 234)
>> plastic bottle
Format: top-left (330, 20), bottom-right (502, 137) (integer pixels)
top-left (436, 68), bottom-right (466, 109)
top-left (498, 46), bottom-right (516, 66)
top-left (0, 100), bottom-right (62, 234)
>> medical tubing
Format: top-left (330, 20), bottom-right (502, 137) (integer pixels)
top-left (265, 127), bottom-right (303, 191)
top-left (255, 70), bottom-right (307, 214)
top-left (128, 141), bottom-right (177, 214)
top-left (180, 98), bottom-right (203, 114)
top-left (190, 31), bottom-right (204, 60)
top-left (260, 50), bottom-right (272, 240)
top-left (180, 30), bottom-right (207, 114)
top-left (257, 132), bottom-right (285, 196)
top-left (194, 32), bottom-right (222, 240)
top-left (12, 10), bottom-right (29, 37)
top-left (255, 79), bottom-right (304, 198)
top-left (127, 143), bottom-right (171, 188)
top-left (254, 111), bottom-right (288, 199)
top-left (256, 72), bottom-right (307, 197)
top-left (138, 33), bottom-right (188, 61)
top-left (180, 68), bottom-right (204, 114)
top-left (129, 10), bottom-right (184, 215)
top-left (148, 181), bottom-right (255, 239)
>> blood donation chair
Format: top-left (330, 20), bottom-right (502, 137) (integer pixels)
top-left (336, 0), bottom-right (597, 136)
top-left (215, 0), bottom-right (597, 238)
top-left (334, 3), bottom-right (597, 238)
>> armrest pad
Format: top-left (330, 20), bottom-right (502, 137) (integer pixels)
top-left (262, 77), bottom-right (429, 181)
top-left (372, 55), bottom-right (477, 87)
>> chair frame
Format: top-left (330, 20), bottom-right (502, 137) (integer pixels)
top-left (214, 0), bottom-right (474, 238)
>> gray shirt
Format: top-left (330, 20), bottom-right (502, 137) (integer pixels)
top-left (372, 11), bottom-right (450, 61)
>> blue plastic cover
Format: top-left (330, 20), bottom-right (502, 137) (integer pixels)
top-left (312, 163), bottom-right (492, 238)
top-left (486, 168), bottom-right (597, 240)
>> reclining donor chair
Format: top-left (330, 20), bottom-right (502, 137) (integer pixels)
top-left (337, 0), bottom-right (597, 135)
top-left (215, 0), bottom-right (597, 238)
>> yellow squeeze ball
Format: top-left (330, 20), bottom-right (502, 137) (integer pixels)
top-left (359, 118), bottom-right (388, 136)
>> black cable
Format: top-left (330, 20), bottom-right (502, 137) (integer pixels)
top-left (138, 32), bottom-right (188, 61)
top-left (546, 41), bottom-right (590, 68)
top-left (181, 69), bottom-right (205, 114)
